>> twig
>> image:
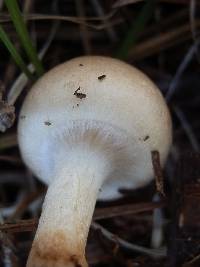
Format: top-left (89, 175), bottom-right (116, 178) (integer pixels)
top-left (94, 201), bottom-right (165, 220)
top-left (113, 0), bottom-right (195, 7)
top-left (112, 0), bottom-right (143, 8)
top-left (129, 22), bottom-right (200, 60)
top-left (0, 219), bottom-right (37, 233)
top-left (0, 213), bottom-right (19, 267)
top-left (90, 0), bottom-right (118, 42)
top-left (151, 151), bottom-right (165, 196)
top-left (0, 201), bottom-right (165, 232)
top-left (92, 222), bottom-right (167, 258)
top-left (0, 12), bottom-right (118, 30)
top-left (166, 40), bottom-right (200, 101)
top-left (182, 253), bottom-right (200, 267)
top-left (173, 105), bottom-right (200, 152)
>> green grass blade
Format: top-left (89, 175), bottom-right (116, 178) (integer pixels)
top-left (5, 0), bottom-right (44, 77)
top-left (115, 0), bottom-right (156, 60)
top-left (0, 25), bottom-right (35, 80)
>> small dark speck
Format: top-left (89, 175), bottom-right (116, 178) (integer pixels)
top-left (44, 121), bottom-right (52, 126)
top-left (77, 104), bottom-right (79, 107)
top-left (74, 87), bottom-right (86, 99)
top-left (98, 74), bottom-right (106, 81)
top-left (143, 135), bottom-right (149, 141)
top-left (79, 63), bottom-right (83, 66)
top-left (20, 115), bottom-right (26, 119)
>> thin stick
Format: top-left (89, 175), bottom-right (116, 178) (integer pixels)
top-left (173, 105), bottom-right (200, 152)
top-left (92, 222), bottom-right (167, 258)
top-left (151, 151), bottom-right (165, 196)
top-left (0, 201), bottom-right (165, 232)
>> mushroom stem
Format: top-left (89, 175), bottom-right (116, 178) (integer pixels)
top-left (26, 146), bottom-right (110, 267)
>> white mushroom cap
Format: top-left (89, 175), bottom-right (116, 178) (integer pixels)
top-left (19, 56), bottom-right (171, 198)
top-left (18, 56), bottom-right (172, 267)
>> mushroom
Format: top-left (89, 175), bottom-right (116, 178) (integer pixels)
top-left (18, 56), bottom-right (172, 267)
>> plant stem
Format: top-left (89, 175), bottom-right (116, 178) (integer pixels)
top-left (0, 25), bottom-right (34, 80)
top-left (5, 0), bottom-right (44, 77)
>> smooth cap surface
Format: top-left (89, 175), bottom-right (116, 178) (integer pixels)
top-left (18, 56), bottom-right (172, 199)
